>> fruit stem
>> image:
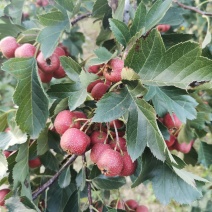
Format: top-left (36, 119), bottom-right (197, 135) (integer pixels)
top-left (109, 81), bottom-right (122, 92)
top-left (32, 154), bottom-right (78, 200)
top-left (113, 121), bottom-right (123, 155)
top-left (34, 43), bottom-right (40, 58)
top-left (80, 119), bottom-right (92, 131)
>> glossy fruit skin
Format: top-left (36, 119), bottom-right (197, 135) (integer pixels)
top-left (157, 24), bottom-right (170, 32)
top-left (60, 128), bottom-right (90, 155)
top-left (38, 69), bottom-right (53, 83)
top-left (110, 137), bottom-right (127, 152)
top-left (90, 143), bottom-right (112, 164)
top-left (0, 189), bottom-right (10, 206)
top-left (91, 82), bottom-right (110, 100)
top-left (96, 149), bottom-right (123, 177)
top-left (136, 205), bottom-right (149, 212)
top-left (125, 199), bottom-right (139, 211)
top-left (29, 157), bottom-right (42, 168)
top-left (15, 43), bottom-right (36, 58)
top-left (37, 52), bottom-right (60, 73)
top-left (163, 113), bottom-right (182, 135)
top-left (165, 135), bottom-right (176, 148)
top-left (103, 58), bottom-right (124, 82)
top-left (90, 131), bottom-right (108, 146)
top-left (173, 140), bottom-right (194, 154)
top-left (0, 36), bottom-right (19, 58)
top-left (87, 79), bottom-right (102, 93)
top-left (54, 110), bottom-right (81, 135)
top-left (120, 152), bottom-right (137, 176)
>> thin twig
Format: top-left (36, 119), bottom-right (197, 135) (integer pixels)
top-left (82, 155), bottom-right (93, 212)
top-left (71, 13), bottom-right (92, 25)
top-left (32, 154), bottom-right (78, 200)
top-left (173, 0), bottom-right (212, 17)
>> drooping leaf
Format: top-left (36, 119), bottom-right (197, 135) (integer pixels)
top-left (2, 58), bottom-right (49, 139)
top-left (37, 11), bottom-right (69, 58)
top-left (58, 167), bottom-right (71, 188)
top-left (17, 28), bottom-right (40, 44)
top-left (198, 141), bottom-right (212, 168)
top-left (125, 29), bottom-right (212, 89)
top-left (92, 175), bottom-right (126, 190)
top-left (37, 126), bottom-right (49, 156)
top-left (92, 0), bottom-right (111, 18)
top-left (144, 86), bottom-right (198, 123)
top-left (4, 0), bottom-right (25, 25)
top-left (0, 151), bottom-right (8, 179)
top-left (132, 150), bottom-right (206, 205)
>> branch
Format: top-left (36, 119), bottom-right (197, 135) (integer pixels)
top-left (71, 13), bottom-right (92, 25)
top-left (82, 155), bottom-right (93, 212)
top-left (173, 0), bottom-right (212, 17)
top-left (32, 154), bottom-right (78, 200)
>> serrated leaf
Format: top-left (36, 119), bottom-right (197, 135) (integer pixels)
top-left (2, 58), bottom-right (49, 139)
top-left (121, 67), bottom-right (140, 81)
top-left (40, 151), bottom-right (59, 171)
top-left (132, 150), bottom-right (205, 205)
top-left (88, 47), bottom-right (117, 66)
top-left (0, 23), bottom-right (23, 39)
top-left (0, 151), bottom-right (8, 179)
top-left (58, 167), bottom-right (71, 188)
top-left (198, 142), bottom-right (212, 168)
top-left (79, 71), bottom-right (99, 88)
top-left (54, 0), bottom-right (74, 13)
top-left (17, 28), bottom-right (40, 44)
top-left (5, 197), bottom-right (36, 212)
top-left (92, 175), bottom-right (126, 190)
top-left (37, 11), bottom-right (69, 58)
top-left (4, 0), bottom-right (25, 25)
top-left (144, 86), bottom-right (198, 123)
top-left (109, 0), bottom-right (125, 21)
top-left (0, 111), bottom-right (8, 132)
top-left (92, 0), bottom-right (111, 18)
top-left (125, 29), bottom-right (212, 89)
top-left (177, 124), bottom-right (194, 144)
top-left (60, 56), bottom-right (81, 82)
top-left (37, 127), bottom-right (49, 156)
top-left (92, 88), bottom-right (132, 122)
top-left (109, 18), bottom-right (130, 48)
top-left (202, 16), bottom-right (211, 48)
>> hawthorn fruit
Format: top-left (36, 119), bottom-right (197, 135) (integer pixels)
top-left (0, 189), bottom-right (10, 206)
top-left (120, 152), bottom-right (137, 176)
top-left (15, 43), bottom-right (36, 58)
top-left (29, 157), bottom-right (42, 168)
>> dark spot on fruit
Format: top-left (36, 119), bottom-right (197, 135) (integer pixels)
top-left (46, 58), bottom-right (51, 66)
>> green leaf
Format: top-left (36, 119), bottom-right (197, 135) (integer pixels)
top-left (88, 47), bottom-right (117, 66)
top-left (177, 124), bottom-right (194, 144)
top-left (2, 58), bottom-right (49, 139)
top-left (60, 56), bottom-right (81, 82)
top-left (37, 126), bottom-right (49, 156)
top-left (92, 0), bottom-right (111, 18)
top-left (144, 86), bottom-right (198, 123)
top-left (0, 111), bottom-right (8, 132)
top-left (109, 19), bottom-right (130, 48)
top-left (5, 197), bottom-right (36, 212)
top-left (58, 167), bottom-right (71, 188)
top-left (92, 175), bottom-right (126, 190)
top-left (125, 29), bottom-right (212, 89)
top-left (63, 190), bottom-right (79, 212)
top-left (0, 23), bottom-right (23, 39)
top-left (132, 150), bottom-right (205, 205)
top-left (37, 11), bottom-right (69, 58)
top-left (92, 88), bottom-right (132, 122)
top-left (0, 151), bottom-right (8, 179)
top-left (109, 0), bottom-right (125, 21)
top-left (4, 0), bottom-right (25, 25)
top-left (40, 151), bottom-right (59, 171)
top-left (17, 28), bottom-right (40, 44)
top-left (198, 142), bottom-right (212, 168)
top-left (54, 0), bottom-right (75, 13)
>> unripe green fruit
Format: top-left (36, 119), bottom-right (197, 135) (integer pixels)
top-left (96, 149), bottom-right (123, 177)
top-left (0, 36), bottom-right (19, 58)
top-left (15, 43), bottom-right (36, 58)
top-left (60, 128), bottom-right (90, 155)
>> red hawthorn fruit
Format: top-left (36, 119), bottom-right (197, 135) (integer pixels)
top-left (109, 137), bottom-right (127, 152)
top-left (163, 113), bottom-right (182, 135)
top-left (87, 79), bottom-right (102, 93)
top-left (73, 110), bottom-right (87, 128)
top-left (173, 140), bottom-right (194, 154)
top-left (58, 44), bottom-right (70, 56)
top-left (110, 119), bottom-right (124, 129)
top-left (88, 64), bottom-right (103, 76)
top-left (37, 52), bottom-right (60, 73)
top-left (54, 47), bottom-right (66, 57)
top-left (110, 199), bottom-right (125, 210)
top-left (120, 152), bottom-right (137, 176)
top-left (54, 110), bottom-right (81, 135)
top-left (103, 58), bottom-right (124, 83)
top-left (90, 130), bottom-right (108, 146)
top-left (53, 65), bottom-right (66, 78)
top-left (29, 157), bottom-right (42, 168)
top-left (38, 69), bottom-right (53, 83)
top-left (15, 43), bottom-right (36, 58)
top-left (36, 0), bottom-right (49, 7)
top-left (90, 143), bottom-right (112, 164)
top-left (165, 135), bottom-right (176, 148)
top-left (60, 128), bottom-right (90, 155)
top-left (157, 24), bottom-right (171, 32)
top-left (0, 36), bottom-right (19, 58)
top-left (125, 199), bottom-right (139, 211)
top-left (3, 151), bottom-right (12, 158)
top-left (136, 205), bottom-right (149, 212)
top-left (91, 82), bottom-right (110, 100)
top-left (96, 149), bottom-right (124, 177)
top-left (0, 189), bottom-right (10, 206)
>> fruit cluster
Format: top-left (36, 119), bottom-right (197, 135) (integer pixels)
top-left (162, 113), bottom-right (194, 153)
top-left (0, 36), bottom-right (69, 83)
top-left (54, 109), bottom-right (137, 177)
top-left (95, 199), bottom-right (148, 212)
